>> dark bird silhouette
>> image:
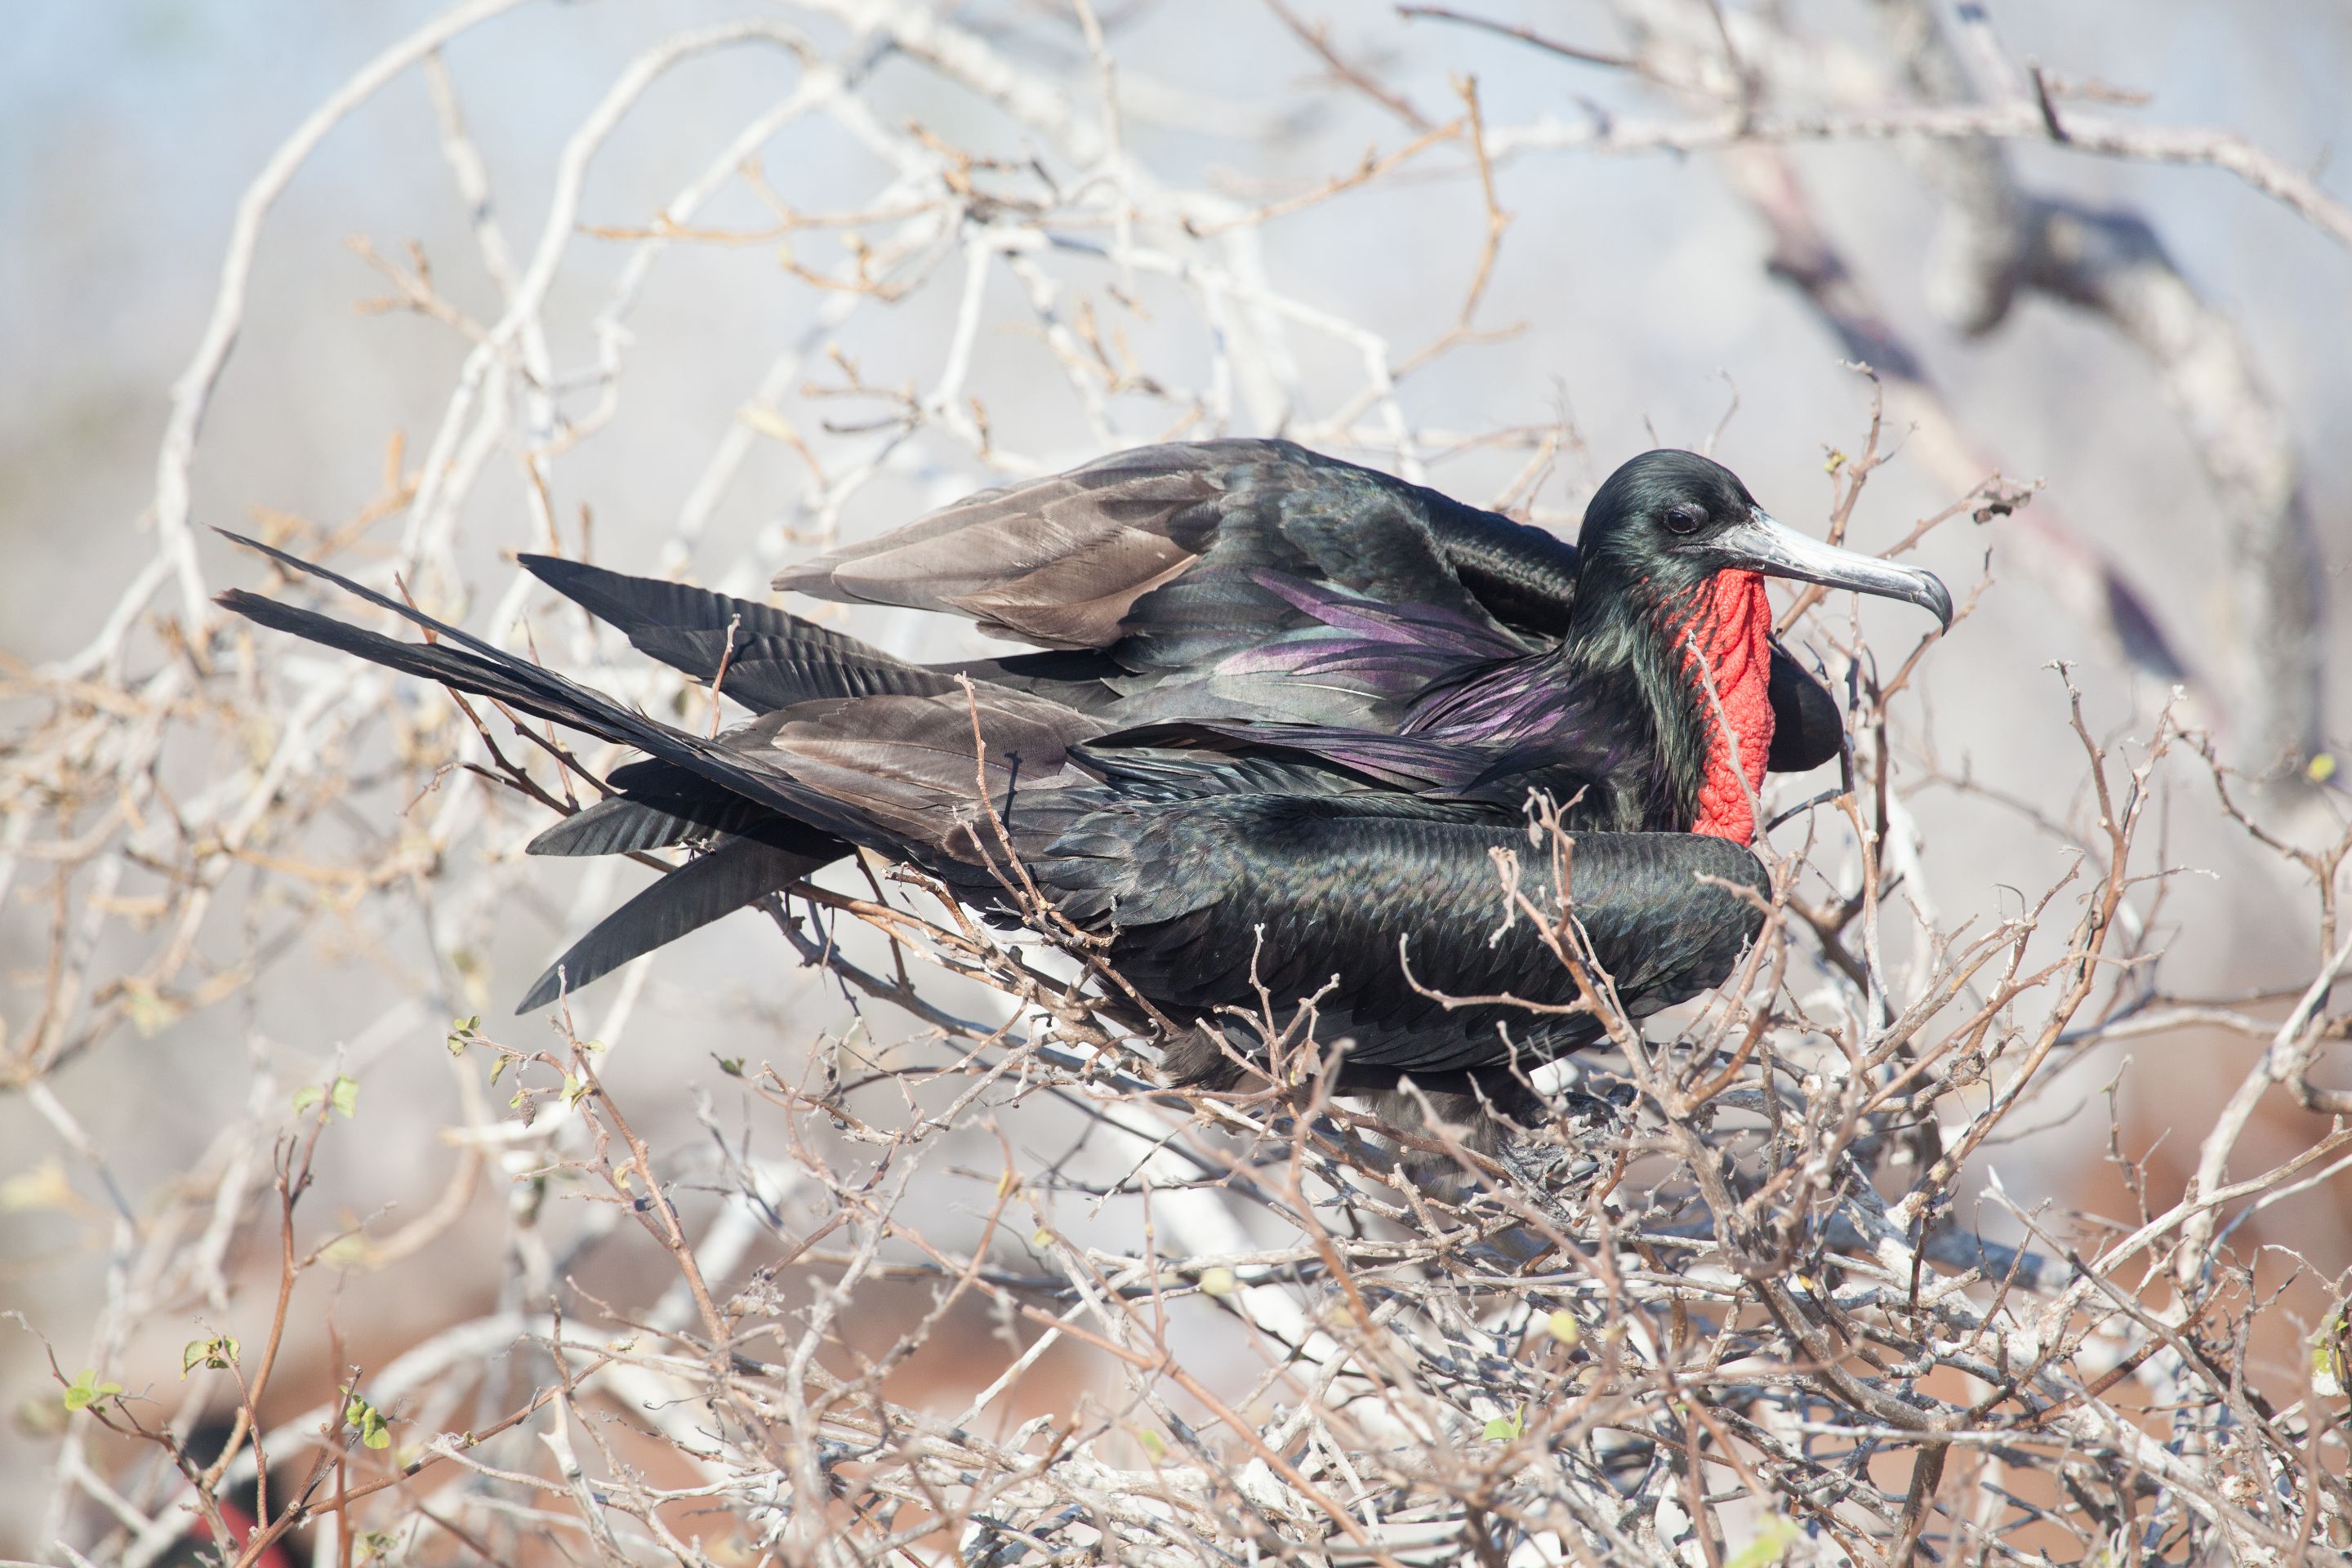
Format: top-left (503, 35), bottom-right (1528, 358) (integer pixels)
top-left (218, 442), bottom-right (1948, 1143)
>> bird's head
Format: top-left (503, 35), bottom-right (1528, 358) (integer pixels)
top-left (1576, 449), bottom-right (1953, 627)
top-left (1570, 450), bottom-right (1952, 843)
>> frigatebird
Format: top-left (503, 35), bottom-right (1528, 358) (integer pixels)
top-left (219, 443), bottom-right (1949, 1142)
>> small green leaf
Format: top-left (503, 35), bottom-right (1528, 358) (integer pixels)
top-left (62, 1369), bottom-right (122, 1412)
top-left (0, 1157), bottom-right (72, 1212)
top-left (717, 1057), bottom-right (745, 1077)
top-left (1544, 1310), bottom-right (1582, 1347)
top-left (1481, 1408), bottom-right (1523, 1442)
top-left (124, 982), bottom-right (178, 1037)
top-left (1137, 1428), bottom-right (1166, 1459)
top-left (345, 1391), bottom-right (391, 1450)
top-left (562, 1073), bottom-right (589, 1107)
top-left (1727, 1514), bottom-right (1800, 1568)
top-left (2313, 1312), bottom-right (2348, 1397)
top-left (181, 1334), bottom-right (241, 1379)
top-left (1197, 1267), bottom-right (1238, 1298)
top-left (296, 1076), bottom-right (359, 1119)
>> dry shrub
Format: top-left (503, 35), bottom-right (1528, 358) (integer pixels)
top-left (5, 2), bottom-right (2349, 1564)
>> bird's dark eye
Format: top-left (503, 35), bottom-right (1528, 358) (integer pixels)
top-left (1664, 502), bottom-right (1706, 536)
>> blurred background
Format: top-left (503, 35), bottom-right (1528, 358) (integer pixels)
top-left (3, 0), bottom-right (2348, 1556)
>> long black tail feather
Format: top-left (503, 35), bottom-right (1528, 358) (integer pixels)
top-left (520, 553), bottom-right (958, 713)
top-left (215, 533), bottom-right (1098, 1013)
top-left (518, 831), bottom-right (838, 1012)
top-left (526, 759), bottom-right (789, 857)
top-left (526, 788), bottom-right (762, 858)
top-left (213, 532), bottom-right (893, 855)
top-left (218, 589), bottom-right (648, 751)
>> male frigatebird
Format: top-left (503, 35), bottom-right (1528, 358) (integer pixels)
top-left (219, 443), bottom-right (1949, 1143)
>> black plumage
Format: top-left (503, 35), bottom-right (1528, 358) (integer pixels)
top-left (780, 439), bottom-right (1817, 734)
top-left (218, 440), bottom-right (1948, 1143)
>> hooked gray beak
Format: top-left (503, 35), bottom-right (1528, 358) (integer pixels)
top-left (1713, 506), bottom-right (1953, 630)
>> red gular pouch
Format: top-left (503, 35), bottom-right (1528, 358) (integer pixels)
top-left (1670, 569), bottom-right (1776, 844)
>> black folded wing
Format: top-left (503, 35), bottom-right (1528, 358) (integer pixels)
top-left (779, 439), bottom-right (1842, 768)
top-left (775, 439), bottom-right (1523, 645)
